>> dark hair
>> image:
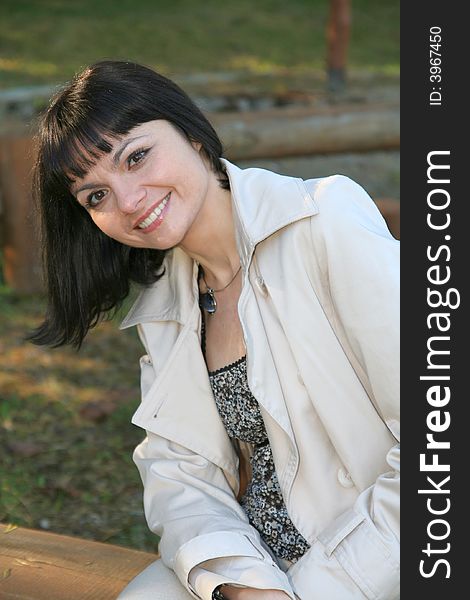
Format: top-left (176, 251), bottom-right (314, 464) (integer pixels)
top-left (28, 60), bottom-right (229, 349)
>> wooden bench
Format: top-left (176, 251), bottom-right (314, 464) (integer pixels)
top-left (0, 524), bottom-right (157, 600)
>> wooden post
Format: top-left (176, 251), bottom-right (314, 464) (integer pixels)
top-left (326, 0), bottom-right (352, 94)
top-left (374, 198), bottom-right (400, 240)
top-left (0, 133), bottom-right (43, 294)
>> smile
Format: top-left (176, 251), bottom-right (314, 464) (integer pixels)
top-left (136, 193), bottom-right (171, 230)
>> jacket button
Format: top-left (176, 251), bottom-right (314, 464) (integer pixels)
top-left (255, 276), bottom-right (268, 296)
top-left (337, 468), bottom-right (354, 488)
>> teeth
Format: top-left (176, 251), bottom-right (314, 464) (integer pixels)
top-left (138, 194), bottom-right (170, 229)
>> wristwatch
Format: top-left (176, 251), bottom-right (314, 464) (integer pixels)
top-left (212, 586), bottom-right (227, 599)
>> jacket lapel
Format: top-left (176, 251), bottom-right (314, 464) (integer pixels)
top-left (120, 247), bottom-right (197, 329)
top-left (131, 301), bottom-right (240, 482)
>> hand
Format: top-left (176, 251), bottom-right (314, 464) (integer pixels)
top-left (220, 586), bottom-right (291, 599)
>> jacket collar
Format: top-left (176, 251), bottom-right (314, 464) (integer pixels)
top-left (120, 159), bottom-right (319, 328)
top-left (221, 158), bottom-right (319, 267)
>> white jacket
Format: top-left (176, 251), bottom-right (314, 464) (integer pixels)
top-left (120, 159), bottom-right (400, 599)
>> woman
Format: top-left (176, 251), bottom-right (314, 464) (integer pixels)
top-left (30, 61), bottom-right (400, 599)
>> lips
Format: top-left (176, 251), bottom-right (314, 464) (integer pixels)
top-left (134, 192), bottom-right (171, 230)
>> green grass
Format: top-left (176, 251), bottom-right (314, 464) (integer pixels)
top-left (0, 284), bottom-right (160, 552)
top-left (0, 0), bottom-right (399, 89)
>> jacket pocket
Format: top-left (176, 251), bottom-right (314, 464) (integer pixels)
top-left (318, 512), bottom-right (399, 600)
top-left (317, 511), bottom-right (364, 557)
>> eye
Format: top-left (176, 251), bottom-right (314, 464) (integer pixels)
top-left (127, 147), bottom-right (149, 168)
top-left (85, 189), bottom-right (107, 209)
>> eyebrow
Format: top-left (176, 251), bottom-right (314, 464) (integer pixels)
top-left (74, 135), bottom-right (148, 195)
top-left (112, 135), bottom-right (148, 166)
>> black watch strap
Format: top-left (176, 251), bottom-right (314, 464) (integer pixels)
top-left (212, 586), bottom-right (227, 599)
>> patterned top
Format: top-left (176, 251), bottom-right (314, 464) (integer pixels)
top-left (201, 311), bottom-right (310, 562)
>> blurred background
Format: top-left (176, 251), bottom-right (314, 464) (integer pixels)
top-left (0, 0), bottom-right (399, 553)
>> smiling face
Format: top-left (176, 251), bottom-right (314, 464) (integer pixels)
top-left (71, 120), bottom-right (214, 250)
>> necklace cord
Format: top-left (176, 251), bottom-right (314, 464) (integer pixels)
top-left (201, 265), bottom-right (241, 293)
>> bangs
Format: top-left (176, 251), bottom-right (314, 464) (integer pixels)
top-left (43, 117), bottom-right (120, 190)
top-left (40, 80), bottom-right (142, 192)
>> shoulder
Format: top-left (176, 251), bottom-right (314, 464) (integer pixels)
top-left (303, 174), bottom-right (392, 238)
top-left (305, 174), bottom-right (379, 220)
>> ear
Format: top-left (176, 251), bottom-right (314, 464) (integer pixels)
top-left (190, 139), bottom-right (202, 152)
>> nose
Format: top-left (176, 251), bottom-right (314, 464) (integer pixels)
top-left (115, 182), bottom-right (146, 215)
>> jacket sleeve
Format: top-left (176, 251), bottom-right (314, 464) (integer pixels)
top-left (133, 429), bottom-right (295, 600)
top-left (293, 175), bottom-right (400, 599)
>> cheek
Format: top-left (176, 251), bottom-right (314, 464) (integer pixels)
top-left (90, 213), bottom-right (121, 238)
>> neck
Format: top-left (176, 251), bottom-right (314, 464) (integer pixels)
top-left (178, 172), bottom-right (240, 289)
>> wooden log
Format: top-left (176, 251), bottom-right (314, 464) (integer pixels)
top-left (0, 524), bottom-right (157, 600)
top-left (212, 103), bottom-right (399, 161)
top-left (0, 133), bottom-right (43, 294)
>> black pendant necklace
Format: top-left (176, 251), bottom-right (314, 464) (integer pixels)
top-left (199, 264), bottom-right (241, 315)
top-left (199, 287), bottom-right (217, 314)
